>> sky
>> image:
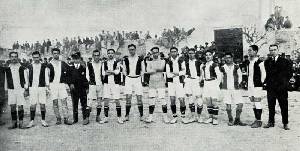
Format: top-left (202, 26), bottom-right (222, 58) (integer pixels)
top-left (0, 0), bottom-right (299, 48)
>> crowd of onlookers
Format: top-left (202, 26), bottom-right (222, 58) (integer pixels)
top-left (265, 6), bottom-right (292, 31)
top-left (10, 26), bottom-right (196, 56)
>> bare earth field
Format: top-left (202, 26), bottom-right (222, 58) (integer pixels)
top-left (0, 89), bottom-right (300, 151)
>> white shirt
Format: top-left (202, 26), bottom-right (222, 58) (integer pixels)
top-left (202, 61), bottom-right (221, 83)
top-left (224, 64), bottom-right (240, 89)
top-left (9, 63), bottom-right (27, 89)
top-left (128, 56), bottom-right (139, 76)
top-left (166, 57), bottom-right (186, 83)
top-left (248, 57), bottom-right (257, 88)
top-left (31, 63), bottom-right (41, 87)
top-left (31, 63), bottom-right (50, 88)
top-left (50, 60), bottom-right (62, 84)
top-left (87, 61), bottom-right (102, 85)
top-left (102, 59), bottom-right (120, 84)
top-left (188, 59), bottom-right (198, 79)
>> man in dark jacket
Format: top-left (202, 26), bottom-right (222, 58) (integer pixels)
top-left (70, 53), bottom-right (89, 125)
top-left (0, 63), bottom-right (6, 126)
top-left (263, 44), bottom-right (293, 130)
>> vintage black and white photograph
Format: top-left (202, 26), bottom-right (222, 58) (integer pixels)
top-left (0, 0), bottom-right (299, 151)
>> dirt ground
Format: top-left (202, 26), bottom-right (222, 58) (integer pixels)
top-left (0, 89), bottom-right (300, 151)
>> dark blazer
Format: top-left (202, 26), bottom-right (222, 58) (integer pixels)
top-left (70, 64), bottom-right (89, 93)
top-left (264, 56), bottom-right (293, 91)
top-left (0, 66), bottom-right (5, 90)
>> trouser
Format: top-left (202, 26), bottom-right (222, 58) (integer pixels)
top-left (53, 99), bottom-right (69, 119)
top-left (0, 89), bottom-right (5, 117)
top-left (267, 89), bottom-right (288, 124)
top-left (72, 92), bottom-right (88, 120)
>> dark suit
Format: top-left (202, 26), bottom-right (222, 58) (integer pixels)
top-left (70, 64), bottom-right (89, 121)
top-left (264, 56), bottom-right (293, 124)
top-left (0, 66), bottom-right (6, 115)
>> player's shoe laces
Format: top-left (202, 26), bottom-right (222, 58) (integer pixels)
top-left (145, 115), bottom-right (153, 123)
top-left (26, 120), bottom-right (35, 128)
top-left (204, 118), bottom-right (213, 124)
top-left (169, 116), bottom-right (178, 124)
top-left (181, 117), bottom-right (190, 124)
top-left (139, 116), bottom-right (144, 122)
top-left (117, 117), bottom-right (124, 124)
top-left (212, 118), bottom-right (219, 125)
top-left (124, 116), bottom-right (129, 122)
top-left (163, 115), bottom-right (170, 124)
top-left (99, 117), bottom-right (108, 124)
top-left (197, 116), bottom-right (204, 123)
top-left (41, 120), bottom-right (49, 127)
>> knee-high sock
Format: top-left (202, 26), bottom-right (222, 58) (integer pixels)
top-left (18, 110), bottom-right (24, 121)
top-left (30, 110), bottom-right (36, 121)
top-left (104, 106), bottom-right (109, 117)
top-left (41, 110), bottom-right (46, 120)
top-left (125, 104), bottom-right (131, 116)
top-left (138, 104), bottom-right (143, 117)
top-left (96, 107), bottom-right (102, 116)
top-left (180, 106), bottom-right (186, 117)
top-left (162, 105), bottom-right (167, 113)
top-left (116, 106), bottom-right (121, 117)
top-left (11, 111), bottom-right (17, 121)
top-left (236, 108), bottom-right (242, 119)
top-left (197, 105), bottom-right (203, 115)
top-left (226, 109), bottom-right (233, 121)
top-left (149, 105), bottom-right (155, 114)
top-left (189, 103), bottom-right (195, 113)
top-left (171, 105), bottom-right (176, 116)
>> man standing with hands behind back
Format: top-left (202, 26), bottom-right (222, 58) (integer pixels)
top-left (262, 44), bottom-right (293, 130)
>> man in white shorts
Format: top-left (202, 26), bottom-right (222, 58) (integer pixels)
top-left (86, 49), bottom-right (103, 122)
top-left (144, 47), bottom-right (169, 123)
top-left (100, 49), bottom-right (123, 124)
top-left (220, 52), bottom-right (247, 126)
top-left (201, 50), bottom-right (222, 125)
top-left (166, 47), bottom-right (189, 124)
top-left (48, 48), bottom-right (73, 125)
top-left (123, 44), bottom-right (145, 122)
top-left (26, 51), bottom-right (49, 128)
top-left (184, 48), bottom-right (204, 123)
top-left (5, 52), bottom-right (28, 129)
top-left (241, 45), bottom-right (265, 128)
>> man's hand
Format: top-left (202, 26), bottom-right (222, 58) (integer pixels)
top-left (46, 85), bottom-right (50, 96)
top-left (24, 88), bottom-right (29, 97)
top-left (172, 72), bottom-right (180, 76)
top-left (69, 84), bottom-right (75, 90)
top-left (106, 70), bottom-right (114, 75)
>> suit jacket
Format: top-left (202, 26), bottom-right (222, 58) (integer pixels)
top-left (0, 66), bottom-right (5, 91)
top-left (70, 64), bottom-right (89, 93)
top-left (264, 56), bottom-right (293, 91)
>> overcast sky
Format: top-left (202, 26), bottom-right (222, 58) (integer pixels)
top-left (0, 0), bottom-right (299, 48)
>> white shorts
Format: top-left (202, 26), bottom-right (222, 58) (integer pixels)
top-left (88, 85), bottom-right (103, 100)
top-left (185, 79), bottom-right (202, 96)
top-left (103, 83), bottom-right (120, 100)
top-left (167, 82), bottom-right (185, 98)
top-left (247, 87), bottom-right (265, 98)
top-left (222, 89), bottom-right (243, 105)
top-left (124, 77), bottom-right (143, 95)
top-left (8, 89), bottom-right (25, 105)
top-left (149, 88), bottom-right (165, 99)
top-left (49, 83), bottom-right (68, 100)
top-left (29, 87), bottom-right (47, 105)
top-left (203, 80), bottom-right (220, 99)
